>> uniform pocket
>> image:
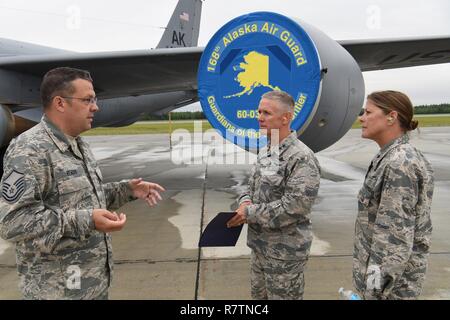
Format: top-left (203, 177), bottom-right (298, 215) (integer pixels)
top-left (354, 187), bottom-right (373, 291)
top-left (57, 176), bottom-right (93, 211)
top-left (260, 172), bottom-right (284, 200)
top-left (352, 243), bottom-right (370, 292)
top-left (37, 256), bottom-right (65, 299)
top-left (356, 188), bottom-right (371, 229)
top-left (260, 172), bottom-right (283, 186)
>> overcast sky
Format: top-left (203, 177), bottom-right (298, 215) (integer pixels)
top-left (1, 0), bottom-right (449, 110)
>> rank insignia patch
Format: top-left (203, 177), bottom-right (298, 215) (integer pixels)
top-left (2, 170), bottom-right (26, 203)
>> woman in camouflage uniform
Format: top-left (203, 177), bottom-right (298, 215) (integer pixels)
top-left (353, 90), bottom-right (434, 300)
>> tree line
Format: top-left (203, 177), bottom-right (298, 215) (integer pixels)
top-left (414, 103), bottom-right (450, 114)
top-left (140, 104), bottom-right (450, 121)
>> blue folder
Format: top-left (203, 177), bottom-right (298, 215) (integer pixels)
top-left (198, 212), bottom-right (243, 247)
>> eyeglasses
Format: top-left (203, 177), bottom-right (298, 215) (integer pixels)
top-left (358, 108), bottom-right (365, 117)
top-left (61, 96), bottom-right (98, 105)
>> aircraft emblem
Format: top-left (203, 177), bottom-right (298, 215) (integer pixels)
top-left (198, 12), bottom-right (322, 150)
top-left (224, 51), bottom-right (281, 98)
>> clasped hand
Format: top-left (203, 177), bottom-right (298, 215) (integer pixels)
top-left (227, 201), bottom-right (251, 228)
top-left (92, 178), bottom-right (165, 233)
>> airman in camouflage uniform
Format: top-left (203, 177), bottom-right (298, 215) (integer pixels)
top-left (0, 67), bottom-right (164, 299)
top-left (354, 91), bottom-right (434, 300)
top-left (228, 91), bottom-right (321, 300)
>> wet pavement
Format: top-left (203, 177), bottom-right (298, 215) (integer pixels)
top-left (0, 127), bottom-right (449, 299)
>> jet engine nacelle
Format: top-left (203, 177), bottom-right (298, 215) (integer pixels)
top-left (0, 104), bottom-right (15, 148)
top-left (198, 12), bottom-right (365, 152)
top-left (0, 90), bottom-right (197, 149)
top-left (292, 18), bottom-right (365, 152)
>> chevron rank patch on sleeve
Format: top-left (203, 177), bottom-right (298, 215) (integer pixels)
top-left (2, 170), bottom-right (26, 203)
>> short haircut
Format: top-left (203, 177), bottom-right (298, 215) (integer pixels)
top-left (367, 90), bottom-right (418, 131)
top-left (261, 90), bottom-right (295, 113)
top-left (40, 67), bottom-right (93, 109)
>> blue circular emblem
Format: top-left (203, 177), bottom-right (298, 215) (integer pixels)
top-left (198, 12), bottom-right (322, 149)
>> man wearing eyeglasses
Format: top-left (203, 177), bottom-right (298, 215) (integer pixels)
top-left (0, 67), bottom-right (165, 299)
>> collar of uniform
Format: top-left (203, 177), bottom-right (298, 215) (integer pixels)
top-left (278, 131), bottom-right (298, 154)
top-left (75, 136), bottom-right (89, 156)
top-left (41, 115), bottom-right (71, 153)
top-left (372, 134), bottom-right (409, 169)
top-left (262, 131), bottom-right (297, 160)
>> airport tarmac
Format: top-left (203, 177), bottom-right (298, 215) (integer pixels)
top-left (0, 127), bottom-right (449, 300)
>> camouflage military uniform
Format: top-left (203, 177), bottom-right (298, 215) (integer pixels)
top-left (0, 116), bottom-right (136, 299)
top-left (238, 132), bottom-right (321, 299)
top-left (353, 134), bottom-right (434, 300)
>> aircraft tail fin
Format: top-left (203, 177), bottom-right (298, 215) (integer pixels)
top-left (157, 0), bottom-right (203, 48)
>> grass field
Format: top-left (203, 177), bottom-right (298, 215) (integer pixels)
top-left (83, 116), bottom-right (450, 136)
top-left (83, 120), bottom-right (213, 136)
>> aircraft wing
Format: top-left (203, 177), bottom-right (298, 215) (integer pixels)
top-left (1, 36), bottom-right (449, 101)
top-left (0, 47), bottom-right (203, 99)
top-left (339, 36), bottom-right (450, 71)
